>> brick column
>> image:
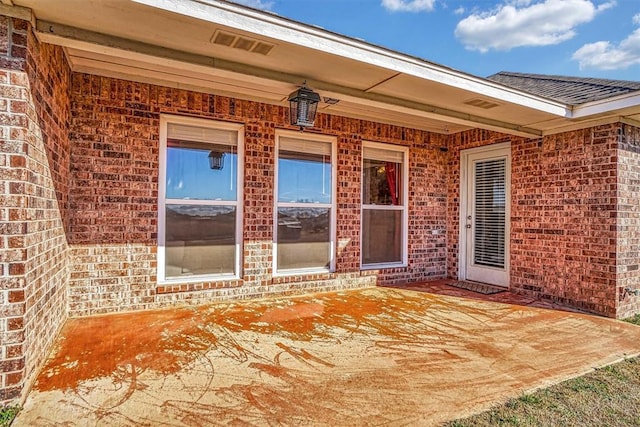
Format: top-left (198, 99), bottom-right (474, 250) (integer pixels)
top-left (243, 120), bottom-right (276, 287)
top-left (0, 13), bottom-right (30, 404)
top-left (617, 123), bottom-right (640, 318)
top-left (0, 14), bottom-right (70, 404)
top-left (335, 133), bottom-right (362, 272)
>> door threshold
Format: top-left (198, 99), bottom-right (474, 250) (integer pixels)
top-left (450, 280), bottom-right (507, 295)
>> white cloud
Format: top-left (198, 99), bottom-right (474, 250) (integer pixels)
top-left (381, 0), bottom-right (436, 12)
top-left (454, 0), bottom-right (615, 53)
top-left (454, 6), bottom-right (465, 15)
top-left (572, 18), bottom-right (640, 70)
top-left (231, 0), bottom-right (274, 10)
top-left (595, 0), bottom-right (616, 12)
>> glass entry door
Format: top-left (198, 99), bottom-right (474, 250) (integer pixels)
top-left (463, 146), bottom-right (510, 286)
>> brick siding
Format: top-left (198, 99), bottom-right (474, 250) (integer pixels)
top-left (67, 74), bottom-right (448, 315)
top-left (617, 123), bottom-right (640, 318)
top-left (0, 17), bottom-right (70, 405)
top-left (448, 125), bottom-right (628, 317)
top-left (512, 126), bottom-right (619, 316)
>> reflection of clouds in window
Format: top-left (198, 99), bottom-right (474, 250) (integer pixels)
top-left (166, 144), bottom-right (237, 201)
top-left (278, 147), bottom-right (331, 204)
top-left (276, 136), bottom-right (333, 272)
top-left (167, 176), bottom-right (184, 191)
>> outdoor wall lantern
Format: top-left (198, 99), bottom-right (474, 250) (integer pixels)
top-left (208, 149), bottom-right (225, 170)
top-left (288, 82), bottom-right (321, 129)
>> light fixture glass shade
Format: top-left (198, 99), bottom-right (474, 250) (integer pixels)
top-left (288, 84), bottom-right (321, 128)
top-left (208, 150), bottom-right (225, 170)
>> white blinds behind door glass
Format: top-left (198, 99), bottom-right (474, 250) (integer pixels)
top-left (473, 158), bottom-right (506, 268)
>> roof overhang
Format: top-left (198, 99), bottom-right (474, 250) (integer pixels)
top-left (10, 0), bottom-right (640, 138)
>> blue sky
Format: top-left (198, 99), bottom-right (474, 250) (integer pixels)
top-left (231, 0), bottom-right (640, 81)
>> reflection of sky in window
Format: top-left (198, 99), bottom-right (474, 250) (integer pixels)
top-left (278, 157), bottom-right (331, 204)
top-left (166, 146), bottom-right (237, 201)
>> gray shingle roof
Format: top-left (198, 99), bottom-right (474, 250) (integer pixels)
top-left (486, 71), bottom-right (640, 105)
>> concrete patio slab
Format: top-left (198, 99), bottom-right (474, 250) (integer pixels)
top-left (15, 287), bottom-right (640, 426)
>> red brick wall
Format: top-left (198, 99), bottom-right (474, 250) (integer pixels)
top-left (64, 74), bottom-right (640, 319)
top-left (0, 17), bottom-right (70, 404)
top-left (512, 126), bottom-right (619, 316)
top-left (67, 74), bottom-right (449, 315)
top-left (617, 123), bottom-right (640, 318)
top-left (448, 126), bottom-right (621, 316)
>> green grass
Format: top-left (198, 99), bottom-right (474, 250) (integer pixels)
top-left (0, 406), bottom-right (20, 427)
top-left (625, 314), bottom-right (640, 326)
top-left (444, 316), bottom-right (640, 427)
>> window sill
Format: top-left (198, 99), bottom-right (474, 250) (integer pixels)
top-left (158, 273), bottom-right (239, 286)
top-left (271, 268), bottom-right (334, 284)
top-left (273, 268), bottom-right (332, 278)
top-left (156, 275), bottom-right (242, 294)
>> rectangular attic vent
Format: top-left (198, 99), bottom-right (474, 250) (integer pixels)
top-left (252, 42), bottom-right (275, 55)
top-left (463, 98), bottom-right (500, 109)
top-left (211, 30), bottom-right (275, 55)
top-left (233, 37), bottom-right (255, 51)
top-left (212, 31), bottom-right (235, 47)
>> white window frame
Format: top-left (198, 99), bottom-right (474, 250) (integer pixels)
top-left (360, 141), bottom-right (409, 270)
top-left (273, 130), bottom-right (337, 276)
top-left (158, 114), bottom-right (244, 284)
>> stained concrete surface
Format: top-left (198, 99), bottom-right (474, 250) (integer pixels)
top-left (15, 285), bottom-right (640, 426)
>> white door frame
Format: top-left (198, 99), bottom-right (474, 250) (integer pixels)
top-left (458, 142), bottom-right (511, 286)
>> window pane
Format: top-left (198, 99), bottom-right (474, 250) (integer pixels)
top-left (277, 207), bottom-right (330, 271)
top-left (362, 209), bottom-right (402, 265)
top-left (474, 159), bottom-right (506, 268)
top-left (278, 151), bottom-right (331, 204)
top-left (362, 159), bottom-right (402, 205)
top-left (165, 205), bottom-right (236, 277)
top-left (166, 140), bottom-right (237, 201)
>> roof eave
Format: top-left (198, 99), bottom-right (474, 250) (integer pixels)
top-left (133, 0), bottom-right (569, 118)
top-left (571, 91), bottom-right (640, 119)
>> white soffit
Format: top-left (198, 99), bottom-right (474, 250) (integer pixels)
top-left (65, 46), bottom-right (473, 135)
top-left (320, 101), bottom-right (471, 135)
top-left (63, 45), bottom-right (473, 134)
top-left (29, 0), bottom-right (640, 136)
top-left (64, 47), bottom-right (291, 103)
top-left (132, 0), bottom-right (568, 117)
top-left (35, 21), bottom-right (544, 137)
top-left (368, 73), bottom-right (557, 128)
